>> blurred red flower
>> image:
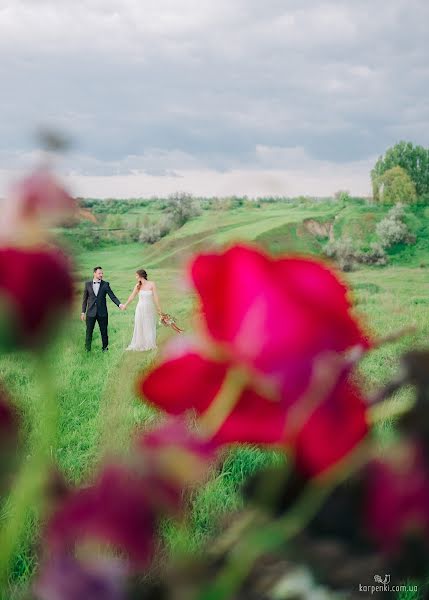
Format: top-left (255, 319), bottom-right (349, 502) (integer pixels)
top-left (140, 245), bottom-right (370, 476)
top-left (141, 351), bottom-right (286, 445)
top-left (141, 351), bottom-right (367, 476)
top-left (34, 554), bottom-right (126, 600)
top-left (12, 169), bottom-right (76, 223)
top-left (47, 463), bottom-right (181, 567)
top-left (191, 245), bottom-right (369, 403)
top-left (291, 376), bottom-right (368, 477)
top-left (0, 247), bottom-right (74, 349)
top-left (135, 416), bottom-right (218, 485)
top-left (365, 441), bottom-right (429, 553)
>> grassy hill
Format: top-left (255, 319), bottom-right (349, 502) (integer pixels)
top-left (1, 197), bottom-right (428, 597)
top-left (67, 196), bottom-right (429, 267)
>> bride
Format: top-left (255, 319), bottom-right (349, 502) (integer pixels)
top-left (124, 269), bottom-right (162, 351)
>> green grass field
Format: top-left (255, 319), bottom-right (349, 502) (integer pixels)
top-left (1, 198), bottom-right (427, 598)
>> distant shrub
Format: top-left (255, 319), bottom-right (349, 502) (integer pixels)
top-left (127, 217), bottom-right (141, 242)
top-left (104, 214), bottom-right (124, 229)
top-left (230, 197), bottom-right (253, 209)
top-left (62, 223), bottom-right (107, 250)
top-left (158, 214), bottom-right (175, 237)
top-left (375, 203), bottom-right (415, 248)
top-left (357, 242), bottom-right (388, 266)
top-left (334, 190), bottom-right (351, 202)
top-left (324, 237), bottom-right (358, 271)
top-left (139, 214), bottom-right (175, 245)
top-left (200, 199), bottom-right (212, 210)
top-left (167, 192), bottom-right (201, 226)
top-left (139, 224), bottom-right (162, 244)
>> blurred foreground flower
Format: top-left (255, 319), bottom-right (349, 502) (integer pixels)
top-left (140, 245), bottom-right (370, 476)
top-left (35, 554), bottom-right (126, 600)
top-left (365, 441), bottom-right (429, 557)
top-left (46, 463), bottom-right (182, 567)
top-left (0, 246), bottom-right (74, 350)
top-left (2, 169), bottom-right (76, 242)
top-left (189, 245), bottom-right (369, 386)
top-left (135, 417), bottom-right (218, 486)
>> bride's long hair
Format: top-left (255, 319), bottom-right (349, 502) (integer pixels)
top-left (136, 269), bottom-right (148, 289)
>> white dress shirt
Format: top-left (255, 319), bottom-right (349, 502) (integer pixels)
top-left (93, 280), bottom-right (101, 296)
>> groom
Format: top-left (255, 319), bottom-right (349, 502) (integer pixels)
top-left (81, 266), bottom-right (125, 352)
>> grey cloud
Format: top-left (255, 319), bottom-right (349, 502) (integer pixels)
top-left (0, 0), bottom-right (428, 179)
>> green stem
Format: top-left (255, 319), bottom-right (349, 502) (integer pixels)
top-left (199, 368), bottom-right (248, 438)
top-left (369, 395), bottom-right (414, 424)
top-left (197, 483), bottom-right (333, 600)
top-left (0, 356), bottom-right (58, 588)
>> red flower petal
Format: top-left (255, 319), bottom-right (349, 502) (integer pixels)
top-left (291, 379), bottom-right (368, 477)
top-left (140, 352), bottom-right (228, 415)
top-left (213, 387), bottom-right (286, 446)
top-left (0, 247), bottom-right (73, 349)
top-left (190, 245), bottom-right (369, 384)
top-left (140, 352), bottom-right (286, 446)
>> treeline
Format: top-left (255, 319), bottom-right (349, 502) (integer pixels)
top-left (77, 194), bottom-right (352, 213)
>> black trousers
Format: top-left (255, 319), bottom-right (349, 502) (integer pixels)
top-left (85, 314), bottom-right (108, 350)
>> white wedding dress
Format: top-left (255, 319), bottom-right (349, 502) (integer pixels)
top-left (126, 290), bottom-right (157, 351)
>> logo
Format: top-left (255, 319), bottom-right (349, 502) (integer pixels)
top-left (358, 574), bottom-right (417, 595)
top-left (374, 575), bottom-right (390, 585)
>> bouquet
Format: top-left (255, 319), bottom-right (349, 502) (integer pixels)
top-left (158, 312), bottom-right (183, 333)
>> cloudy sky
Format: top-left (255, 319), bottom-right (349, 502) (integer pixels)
top-left (0, 0), bottom-right (428, 197)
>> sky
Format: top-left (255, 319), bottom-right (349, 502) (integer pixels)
top-left (1, 0), bottom-right (428, 198)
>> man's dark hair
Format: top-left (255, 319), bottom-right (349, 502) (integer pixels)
top-left (93, 266), bottom-right (103, 272)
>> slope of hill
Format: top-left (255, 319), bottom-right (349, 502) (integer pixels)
top-left (127, 198), bottom-right (429, 268)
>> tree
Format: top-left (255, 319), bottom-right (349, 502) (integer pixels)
top-left (334, 190), bottom-right (351, 202)
top-left (371, 141), bottom-right (429, 199)
top-left (167, 192), bottom-right (200, 227)
top-left (375, 166), bottom-right (417, 204)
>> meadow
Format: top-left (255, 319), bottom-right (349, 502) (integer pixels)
top-left (1, 197), bottom-right (427, 598)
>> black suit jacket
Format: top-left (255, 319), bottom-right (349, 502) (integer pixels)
top-left (81, 280), bottom-right (121, 317)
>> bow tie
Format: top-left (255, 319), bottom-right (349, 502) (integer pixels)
top-left (93, 281), bottom-right (101, 284)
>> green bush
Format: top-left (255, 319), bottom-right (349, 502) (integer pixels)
top-left (357, 242), bottom-right (387, 266)
top-left (375, 166), bottom-right (417, 204)
top-left (139, 214), bottom-right (175, 244)
top-left (166, 192), bottom-right (201, 226)
top-left (324, 237), bottom-right (358, 271)
top-left (139, 224), bottom-right (162, 244)
top-left (104, 214), bottom-right (125, 229)
top-left (376, 204), bottom-right (415, 248)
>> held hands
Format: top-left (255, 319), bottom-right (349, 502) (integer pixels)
top-left (119, 304), bottom-right (126, 311)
